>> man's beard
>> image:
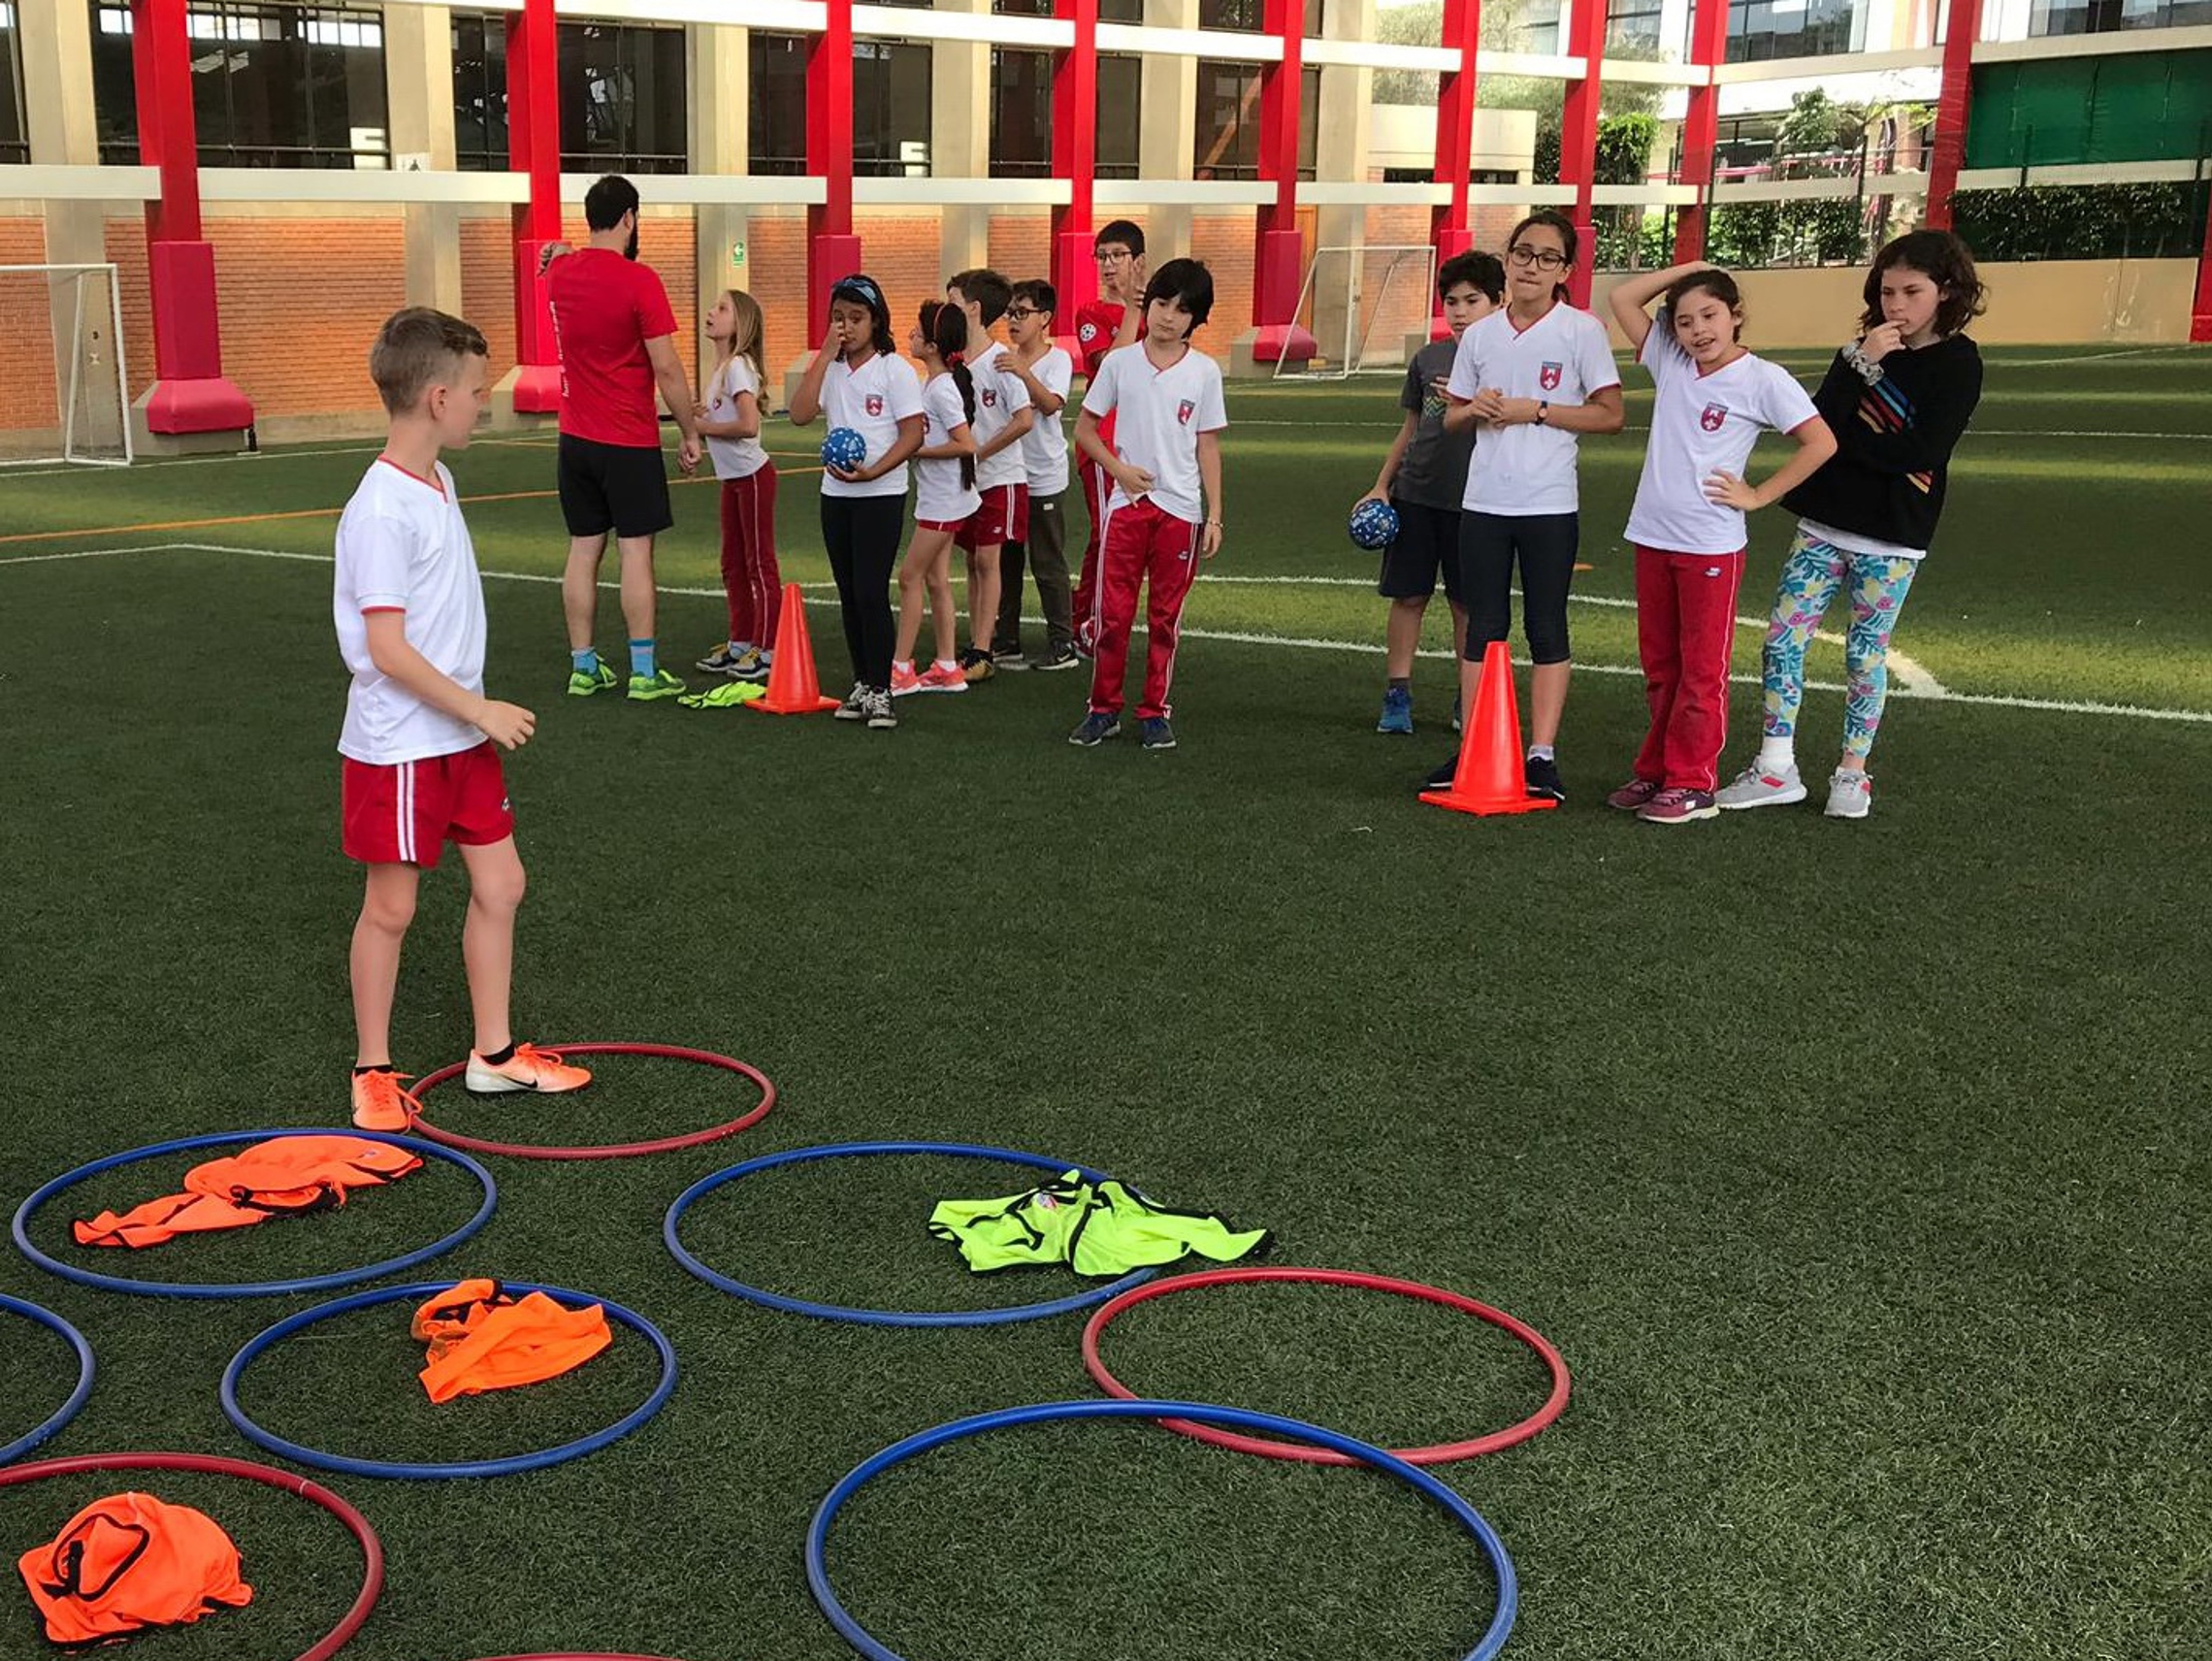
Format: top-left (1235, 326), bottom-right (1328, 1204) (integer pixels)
top-left (625, 228), bottom-right (639, 261)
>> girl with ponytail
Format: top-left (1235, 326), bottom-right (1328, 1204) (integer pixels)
top-left (892, 300), bottom-right (981, 697)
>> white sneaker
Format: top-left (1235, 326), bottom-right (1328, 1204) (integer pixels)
top-left (1824, 768), bottom-right (1872, 819)
top-left (1715, 761), bottom-right (1807, 810)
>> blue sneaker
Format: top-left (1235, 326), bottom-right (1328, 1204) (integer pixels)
top-left (1140, 716), bottom-right (1177, 751)
top-left (1068, 711), bottom-right (1121, 748)
top-left (1377, 686), bottom-right (1414, 735)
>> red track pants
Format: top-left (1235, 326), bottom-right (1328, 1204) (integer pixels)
top-left (718, 465), bottom-right (782, 647)
top-left (1088, 498), bottom-right (1202, 721)
top-left (1633, 544), bottom-right (1743, 793)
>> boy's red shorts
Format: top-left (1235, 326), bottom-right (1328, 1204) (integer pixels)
top-left (956, 483), bottom-right (1028, 551)
top-left (342, 741), bottom-right (513, 869)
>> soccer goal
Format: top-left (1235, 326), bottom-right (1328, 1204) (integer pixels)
top-left (0, 264), bottom-right (133, 468)
top-left (1272, 244), bottom-right (1439, 382)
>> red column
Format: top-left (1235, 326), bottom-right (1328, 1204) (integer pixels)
top-left (1558, 0), bottom-right (1607, 307)
top-left (806, 0), bottom-right (863, 304)
top-left (506, 0), bottom-right (563, 413)
top-left (1050, 0), bottom-right (1100, 354)
top-left (1250, 0), bottom-right (1316, 361)
top-left (1673, 0), bottom-right (1729, 262)
top-left (2193, 183), bottom-right (2212, 343)
top-left (132, 0), bottom-right (252, 436)
top-left (1923, 0), bottom-right (1982, 231)
top-left (1430, 0), bottom-right (1481, 340)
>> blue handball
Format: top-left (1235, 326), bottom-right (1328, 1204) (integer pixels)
top-left (1349, 498), bottom-right (1401, 551)
top-left (821, 427), bottom-right (869, 472)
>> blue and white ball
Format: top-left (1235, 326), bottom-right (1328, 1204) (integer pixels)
top-left (821, 427), bottom-right (869, 472)
top-left (1349, 499), bottom-right (1401, 551)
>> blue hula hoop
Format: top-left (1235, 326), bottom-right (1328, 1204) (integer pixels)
top-left (0, 1293), bottom-right (95, 1465)
top-left (807, 1397), bottom-right (1518, 1661)
top-left (13, 1128), bottom-right (498, 1299)
top-left (220, 1279), bottom-right (677, 1480)
top-left (664, 1140), bottom-right (1155, 1326)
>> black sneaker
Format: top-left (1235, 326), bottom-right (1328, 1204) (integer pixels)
top-left (1068, 710), bottom-right (1121, 747)
top-left (1421, 757), bottom-right (1458, 792)
top-left (1033, 642), bottom-right (1081, 672)
top-left (1525, 754), bottom-right (1566, 802)
top-left (834, 682), bottom-right (867, 722)
top-left (863, 688), bottom-right (898, 730)
top-left (992, 640), bottom-right (1028, 670)
top-left (1140, 716), bottom-right (1176, 751)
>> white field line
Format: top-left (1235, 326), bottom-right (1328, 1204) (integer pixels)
top-left (7, 539), bottom-right (2204, 725)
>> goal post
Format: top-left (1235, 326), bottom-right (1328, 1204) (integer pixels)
top-left (1272, 244), bottom-right (1439, 382)
top-left (0, 264), bottom-right (133, 468)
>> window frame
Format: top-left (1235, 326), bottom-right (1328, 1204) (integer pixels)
top-left (557, 18), bottom-right (689, 176)
top-left (1, 1), bottom-right (29, 165)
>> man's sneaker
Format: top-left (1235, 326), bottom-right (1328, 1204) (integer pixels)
top-left (834, 682), bottom-right (868, 721)
top-left (1069, 710), bottom-right (1121, 747)
top-left (1607, 778), bottom-right (1663, 812)
top-left (1824, 768), bottom-right (1872, 819)
top-left (568, 662), bottom-right (619, 698)
top-left (350, 1069), bottom-right (421, 1131)
top-left (1377, 686), bottom-right (1414, 735)
top-left (465, 1043), bottom-right (594, 1095)
top-left (1637, 786), bottom-right (1719, 826)
top-left (864, 688), bottom-right (898, 730)
top-left (992, 642), bottom-right (1028, 670)
top-left (1140, 716), bottom-right (1177, 751)
top-left (890, 663), bottom-right (924, 698)
top-left (1421, 757), bottom-right (1458, 792)
top-left (729, 645), bottom-right (771, 681)
top-left (1033, 642), bottom-right (1081, 672)
top-left (697, 644), bottom-right (741, 675)
top-left (916, 663), bottom-right (969, 695)
top-left (1525, 754), bottom-right (1567, 802)
top-left (1716, 762), bottom-right (1807, 810)
top-left (960, 647), bottom-right (995, 684)
top-left (627, 668), bottom-right (686, 702)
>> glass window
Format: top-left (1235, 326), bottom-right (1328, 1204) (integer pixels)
top-left (2, 2), bottom-right (28, 164)
top-left (1097, 51), bottom-right (1140, 178)
top-left (991, 47), bottom-right (1053, 177)
top-left (1724, 0), bottom-right (1866, 61)
top-left (1606, 0), bottom-right (1667, 53)
top-left (452, 12), bottom-right (506, 171)
top-left (1490, 0), bottom-right (1561, 51)
top-left (559, 22), bottom-right (685, 174)
top-left (1193, 61), bottom-right (1319, 179)
top-left (855, 39), bottom-right (930, 177)
top-left (1197, 0), bottom-right (1325, 29)
top-left (748, 31), bottom-right (807, 176)
top-left (1101, 0), bottom-right (1146, 18)
top-left (2031, 0), bottom-right (2212, 28)
top-left (91, 5), bottom-right (135, 164)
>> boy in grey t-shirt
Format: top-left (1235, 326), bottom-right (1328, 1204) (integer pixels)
top-left (1356, 251), bottom-right (1504, 736)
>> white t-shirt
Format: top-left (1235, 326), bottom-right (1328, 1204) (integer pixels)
top-left (914, 373), bottom-right (982, 526)
top-left (820, 349), bottom-right (926, 500)
top-left (1080, 342), bottom-right (1228, 526)
top-left (1624, 331), bottom-right (1821, 556)
top-left (1447, 303), bottom-right (1622, 516)
top-left (333, 459), bottom-right (489, 766)
top-left (703, 356), bottom-right (769, 481)
top-left (966, 340), bottom-right (1033, 491)
top-left (1797, 515), bottom-right (1927, 562)
top-left (1014, 345), bottom-right (1073, 495)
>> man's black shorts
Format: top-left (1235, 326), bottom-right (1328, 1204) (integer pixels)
top-left (1377, 498), bottom-right (1464, 603)
top-left (557, 433), bottom-right (673, 540)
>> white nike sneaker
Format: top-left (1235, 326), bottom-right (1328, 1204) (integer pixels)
top-left (1715, 762), bottom-right (1807, 810)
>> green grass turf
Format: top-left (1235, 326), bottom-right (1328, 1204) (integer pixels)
top-left (2, 348), bottom-right (2209, 1661)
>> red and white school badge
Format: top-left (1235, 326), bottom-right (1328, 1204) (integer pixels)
top-left (1177, 398), bottom-right (1196, 426)
top-left (981, 387), bottom-right (997, 407)
top-left (864, 394), bottom-right (884, 417)
top-left (1539, 362), bottom-right (1563, 392)
top-left (1700, 403), bottom-right (1727, 432)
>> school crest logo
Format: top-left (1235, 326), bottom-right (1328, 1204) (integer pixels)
top-left (1539, 362), bottom-right (1563, 392)
top-left (1177, 398), bottom-right (1196, 426)
top-left (982, 388), bottom-right (997, 407)
top-left (864, 394), bottom-right (884, 417)
top-left (1700, 403), bottom-right (1728, 433)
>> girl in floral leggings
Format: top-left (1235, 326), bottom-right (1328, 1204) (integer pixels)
top-left (1716, 231), bottom-right (1986, 820)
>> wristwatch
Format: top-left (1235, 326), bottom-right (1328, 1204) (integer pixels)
top-left (1535, 401), bottom-right (1550, 426)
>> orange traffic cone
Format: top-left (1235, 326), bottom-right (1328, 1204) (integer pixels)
top-left (1419, 640), bottom-right (1557, 817)
top-left (745, 582), bottom-right (842, 715)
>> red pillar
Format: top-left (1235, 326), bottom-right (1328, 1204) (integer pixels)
top-left (1050, 0), bottom-right (1100, 354)
top-left (2193, 183), bottom-right (2212, 343)
top-left (1430, 0), bottom-right (1481, 339)
top-left (806, 0), bottom-right (863, 304)
top-left (1558, 0), bottom-right (1607, 307)
top-left (507, 0), bottom-right (562, 413)
top-left (132, 0), bottom-right (252, 436)
top-left (1250, 0), bottom-right (1316, 361)
top-left (1673, 0), bottom-right (1729, 262)
top-left (1923, 0), bottom-right (1982, 231)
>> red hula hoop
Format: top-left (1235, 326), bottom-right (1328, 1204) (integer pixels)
top-left (407, 1042), bottom-right (776, 1160)
top-left (0, 1450), bottom-right (383, 1661)
top-left (1081, 1266), bottom-right (1571, 1466)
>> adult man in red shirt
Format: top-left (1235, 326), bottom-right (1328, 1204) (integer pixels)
top-left (1071, 219), bottom-right (1148, 654)
top-left (543, 175), bottom-right (702, 701)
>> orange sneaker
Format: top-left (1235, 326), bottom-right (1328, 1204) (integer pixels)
top-left (916, 663), bottom-right (969, 694)
top-left (350, 1069), bottom-right (422, 1131)
top-left (464, 1043), bottom-right (593, 1095)
top-left (889, 662), bottom-right (923, 698)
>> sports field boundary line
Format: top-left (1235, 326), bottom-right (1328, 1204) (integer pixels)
top-left (6, 539), bottom-right (2206, 726)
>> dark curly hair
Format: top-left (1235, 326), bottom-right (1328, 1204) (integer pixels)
top-left (1861, 230), bottom-right (1987, 339)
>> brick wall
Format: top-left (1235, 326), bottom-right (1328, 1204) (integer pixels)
top-left (1187, 213), bottom-right (1257, 361)
top-left (0, 219), bottom-right (55, 435)
top-left (985, 214), bottom-right (1052, 285)
top-left (459, 214), bottom-right (516, 377)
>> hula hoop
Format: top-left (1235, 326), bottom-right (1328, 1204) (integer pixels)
top-left (221, 1280), bottom-right (677, 1480)
top-left (665, 1140), bottom-right (1155, 1326)
top-left (467, 1655), bottom-right (691, 1660)
top-left (12, 1129), bottom-right (498, 1299)
top-left (0, 1292), bottom-right (94, 1465)
top-left (807, 1397), bottom-right (1517, 1661)
top-left (1082, 1266), bottom-right (1570, 1465)
top-left (0, 1450), bottom-right (383, 1661)
top-left (407, 1041), bottom-right (776, 1160)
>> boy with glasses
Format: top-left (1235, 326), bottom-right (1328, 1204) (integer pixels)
top-left (1072, 221), bottom-right (1149, 653)
top-left (992, 279), bottom-right (1080, 670)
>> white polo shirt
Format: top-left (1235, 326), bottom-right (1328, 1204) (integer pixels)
top-left (1015, 345), bottom-right (1074, 495)
top-left (1447, 303), bottom-right (1622, 516)
top-left (333, 459), bottom-right (489, 766)
top-left (703, 355), bottom-right (769, 481)
top-left (1080, 342), bottom-right (1228, 527)
top-left (915, 373), bottom-right (983, 527)
top-left (821, 349), bottom-right (925, 500)
top-left (1625, 330), bottom-right (1821, 555)
top-left (966, 340), bottom-right (1033, 491)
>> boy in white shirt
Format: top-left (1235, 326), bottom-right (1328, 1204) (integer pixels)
top-left (1069, 259), bottom-right (1228, 752)
top-left (992, 278), bottom-right (1080, 671)
top-left (946, 268), bottom-right (1036, 681)
top-left (335, 309), bottom-right (590, 1130)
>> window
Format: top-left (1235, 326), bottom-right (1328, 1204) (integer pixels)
top-left (1724, 0), bottom-right (1866, 60)
top-left (1606, 0), bottom-right (1667, 53)
top-left (1101, 0), bottom-right (1145, 18)
top-left (2, 2), bottom-right (28, 165)
top-left (1097, 52), bottom-right (1140, 179)
top-left (748, 31), bottom-right (807, 176)
top-left (991, 48), bottom-right (1053, 177)
top-left (2030, 0), bottom-right (2212, 29)
top-left (855, 39), bottom-right (930, 177)
top-left (1493, 0), bottom-right (1561, 51)
top-left (89, 2), bottom-right (388, 168)
top-left (559, 22), bottom-right (685, 173)
top-left (1382, 165), bottom-right (1517, 183)
top-left (1198, 0), bottom-right (1325, 29)
top-left (452, 12), bottom-right (506, 171)
top-left (1193, 61), bottom-right (1319, 179)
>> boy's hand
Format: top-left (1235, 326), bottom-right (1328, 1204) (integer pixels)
top-left (1127, 253), bottom-right (1149, 301)
top-left (476, 700), bottom-right (537, 750)
top-left (1114, 462), bottom-right (1156, 498)
top-left (1468, 387), bottom-right (1510, 423)
top-left (1200, 519), bottom-right (1223, 560)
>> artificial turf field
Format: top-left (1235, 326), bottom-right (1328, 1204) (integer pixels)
top-left (1, 344), bottom-right (2208, 1661)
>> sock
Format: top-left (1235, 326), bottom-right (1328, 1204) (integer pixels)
top-left (571, 647), bottom-right (598, 676)
top-left (477, 1041), bottom-right (516, 1066)
top-left (934, 658), bottom-right (960, 673)
top-left (729, 638), bottom-right (748, 656)
top-left (894, 658), bottom-right (915, 676)
top-left (630, 638), bottom-right (656, 679)
top-left (1758, 736), bottom-right (1796, 772)
top-left (1388, 677), bottom-right (1411, 694)
top-left (1528, 744), bottom-right (1555, 763)
top-left (352, 1063), bottom-right (394, 1077)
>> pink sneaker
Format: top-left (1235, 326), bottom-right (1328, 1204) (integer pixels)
top-left (916, 663), bottom-right (969, 695)
top-left (1607, 778), bottom-right (1662, 812)
top-left (890, 663), bottom-right (923, 698)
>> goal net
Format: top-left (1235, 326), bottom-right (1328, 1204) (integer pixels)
top-left (1273, 244), bottom-right (1439, 381)
top-left (0, 264), bottom-right (133, 467)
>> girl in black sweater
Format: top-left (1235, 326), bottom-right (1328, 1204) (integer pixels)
top-left (1715, 231), bottom-right (1986, 819)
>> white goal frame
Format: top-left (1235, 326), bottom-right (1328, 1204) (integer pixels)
top-left (1272, 244), bottom-right (1440, 382)
top-left (1, 263), bottom-right (134, 468)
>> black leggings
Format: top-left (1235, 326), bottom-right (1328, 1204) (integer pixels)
top-left (821, 494), bottom-right (904, 692)
top-left (1459, 509), bottom-right (1578, 666)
